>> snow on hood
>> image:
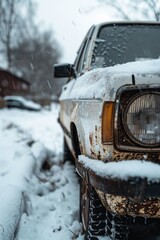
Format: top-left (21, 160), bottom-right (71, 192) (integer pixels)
top-left (60, 58), bottom-right (160, 100)
top-left (79, 155), bottom-right (160, 182)
top-left (100, 58), bottom-right (160, 75)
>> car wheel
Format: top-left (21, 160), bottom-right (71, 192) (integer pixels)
top-left (107, 210), bottom-right (160, 240)
top-left (106, 211), bottom-right (129, 239)
top-left (63, 137), bottom-right (74, 163)
top-left (80, 178), bottom-right (107, 240)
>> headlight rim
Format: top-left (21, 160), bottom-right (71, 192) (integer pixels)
top-left (122, 91), bottom-right (160, 147)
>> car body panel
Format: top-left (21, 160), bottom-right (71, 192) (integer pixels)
top-left (55, 21), bottom-right (160, 218)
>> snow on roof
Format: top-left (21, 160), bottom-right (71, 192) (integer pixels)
top-left (79, 155), bottom-right (160, 182)
top-left (60, 58), bottom-right (160, 100)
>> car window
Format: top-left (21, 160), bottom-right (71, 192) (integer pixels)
top-left (75, 26), bottom-right (95, 75)
top-left (76, 38), bottom-right (88, 75)
top-left (9, 100), bottom-right (22, 106)
top-left (91, 24), bottom-right (160, 68)
top-left (81, 26), bottom-right (95, 72)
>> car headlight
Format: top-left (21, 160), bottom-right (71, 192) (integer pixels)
top-left (124, 93), bottom-right (160, 146)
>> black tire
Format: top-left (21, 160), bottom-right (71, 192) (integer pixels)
top-left (107, 210), bottom-right (160, 240)
top-left (63, 137), bottom-right (75, 163)
top-left (106, 211), bottom-right (130, 240)
top-left (80, 179), bottom-right (107, 240)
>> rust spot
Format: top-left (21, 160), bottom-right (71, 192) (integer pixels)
top-left (97, 191), bottom-right (160, 218)
top-left (97, 151), bottom-right (101, 160)
top-left (89, 133), bottom-right (93, 146)
top-left (90, 149), bottom-right (96, 157)
top-left (112, 151), bottom-right (150, 162)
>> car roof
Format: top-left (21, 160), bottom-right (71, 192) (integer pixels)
top-left (92, 21), bottom-right (160, 29)
top-left (4, 96), bottom-right (25, 101)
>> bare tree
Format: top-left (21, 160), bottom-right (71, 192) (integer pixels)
top-left (0, 0), bottom-right (36, 68)
top-left (10, 29), bottom-right (62, 96)
top-left (0, 0), bottom-right (62, 96)
top-left (0, 0), bottom-right (17, 68)
top-left (97, 0), bottom-right (160, 21)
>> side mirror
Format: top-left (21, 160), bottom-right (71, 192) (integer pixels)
top-left (53, 63), bottom-right (76, 78)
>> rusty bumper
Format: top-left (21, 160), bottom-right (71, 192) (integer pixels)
top-left (76, 159), bottom-right (160, 202)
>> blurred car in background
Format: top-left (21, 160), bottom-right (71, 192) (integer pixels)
top-left (4, 96), bottom-right (41, 111)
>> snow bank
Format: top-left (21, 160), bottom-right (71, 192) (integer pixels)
top-left (0, 185), bottom-right (24, 240)
top-left (79, 155), bottom-right (160, 182)
top-left (16, 162), bottom-right (81, 240)
top-left (31, 141), bottom-right (50, 175)
top-left (0, 146), bottom-right (36, 190)
top-left (0, 119), bottom-right (40, 240)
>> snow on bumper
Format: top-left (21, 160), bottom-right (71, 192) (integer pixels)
top-left (77, 155), bottom-right (160, 201)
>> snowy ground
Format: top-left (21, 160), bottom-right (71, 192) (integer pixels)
top-left (2, 102), bottom-right (159, 240)
top-left (0, 104), bottom-right (85, 240)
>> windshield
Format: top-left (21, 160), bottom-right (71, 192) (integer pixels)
top-left (91, 24), bottom-right (160, 68)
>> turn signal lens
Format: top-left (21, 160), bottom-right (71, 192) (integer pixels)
top-left (102, 102), bottom-right (114, 143)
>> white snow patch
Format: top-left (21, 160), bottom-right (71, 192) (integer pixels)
top-left (31, 141), bottom-right (50, 175)
top-left (0, 185), bottom-right (24, 240)
top-left (0, 104), bottom-right (82, 239)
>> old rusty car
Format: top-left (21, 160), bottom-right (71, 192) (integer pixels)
top-left (54, 22), bottom-right (160, 239)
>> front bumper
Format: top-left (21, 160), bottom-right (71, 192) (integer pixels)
top-left (76, 156), bottom-right (160, 202)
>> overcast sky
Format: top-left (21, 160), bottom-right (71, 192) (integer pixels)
top-left (36, 0), bottom-right (115, 63)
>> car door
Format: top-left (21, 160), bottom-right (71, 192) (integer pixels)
top-left (59, 26), bottom-right (95, 148)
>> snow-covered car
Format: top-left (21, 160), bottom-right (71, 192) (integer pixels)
top-left (4, 96), bottom-right (41, 111)
top-left (54, 22), bottom-right (160, 240)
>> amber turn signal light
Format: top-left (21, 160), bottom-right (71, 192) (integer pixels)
top-left (102, 101), bottom-right (114, 143)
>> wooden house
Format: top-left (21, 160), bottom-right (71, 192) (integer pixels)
top-left (0, 69), bottom-right (30, 97)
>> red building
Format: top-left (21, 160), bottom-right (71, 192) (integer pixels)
top-left (0, 69), bottom-right (30, 97)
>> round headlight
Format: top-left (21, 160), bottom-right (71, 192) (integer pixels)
top-left (124, 93), bottom-right (160, 146)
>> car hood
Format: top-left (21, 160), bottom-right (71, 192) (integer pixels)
top-left (60, 58), bottom-right (160, 101)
